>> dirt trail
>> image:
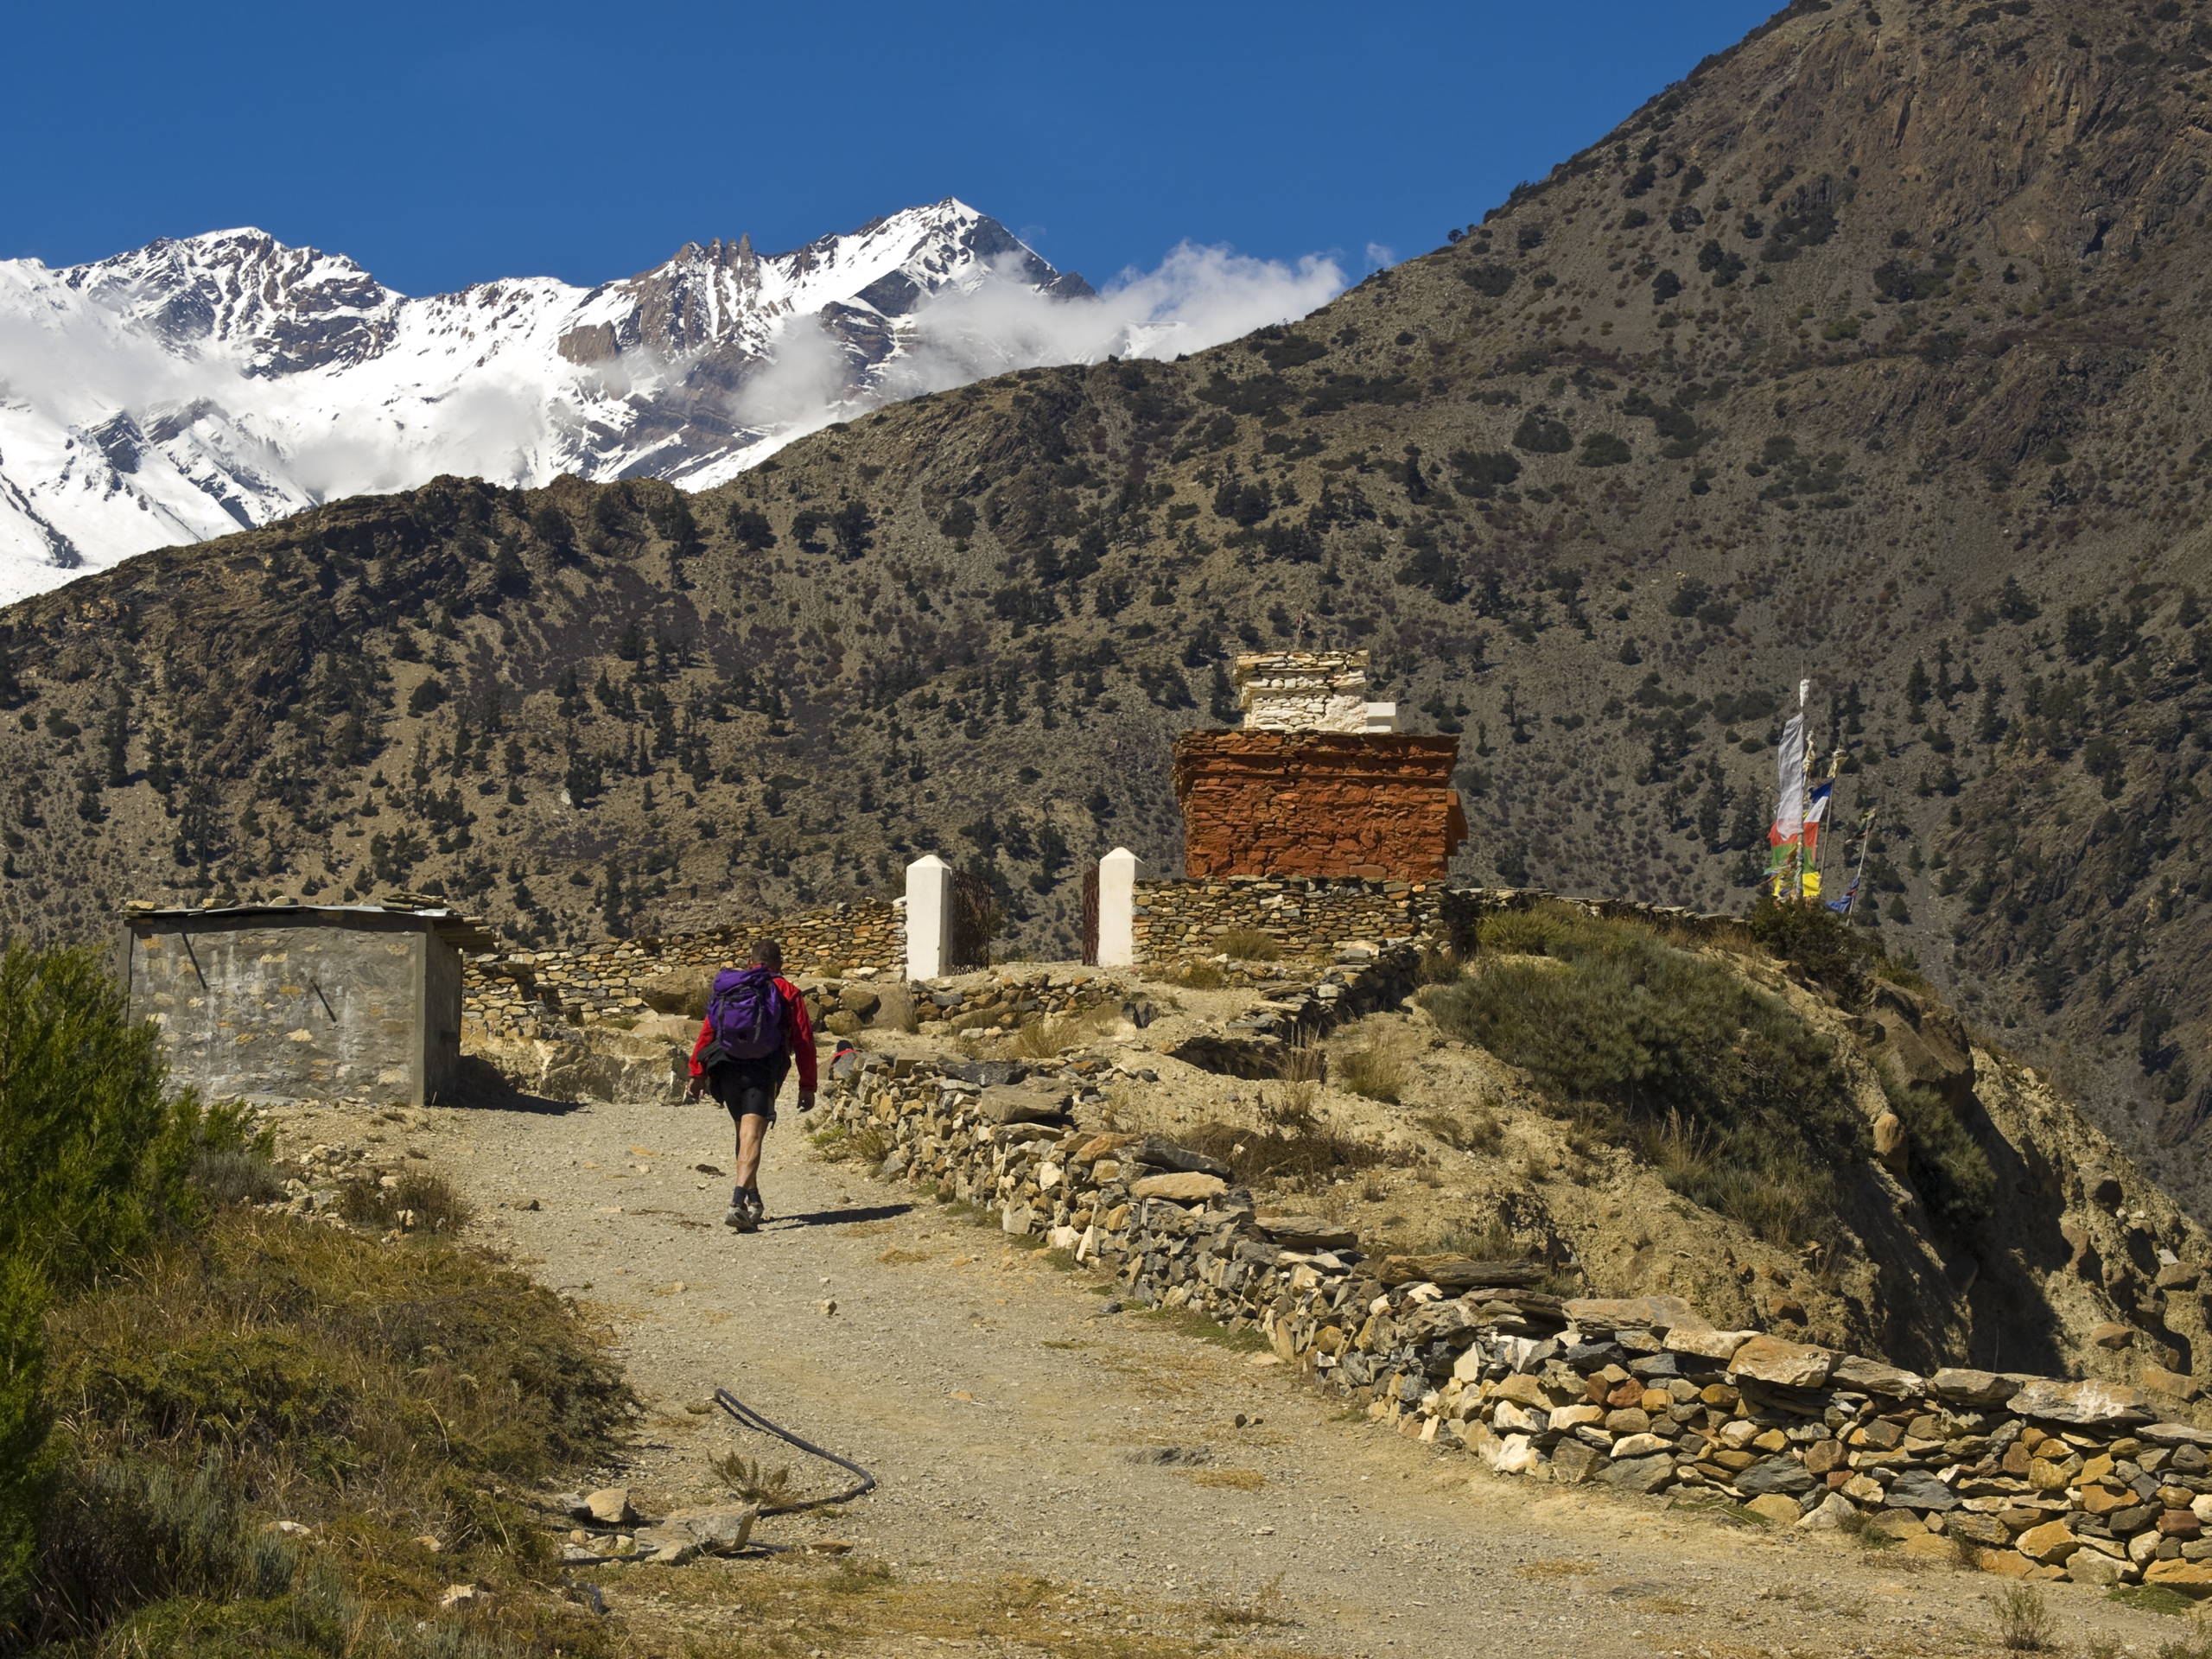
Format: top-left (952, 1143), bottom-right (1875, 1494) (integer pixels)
top-left (264, 1088), bottom-right (2176, 1659)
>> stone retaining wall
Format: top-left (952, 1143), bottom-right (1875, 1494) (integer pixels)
top-left (821, 1058), bottom-right (2212, 1593)
top-left (908, 969), bottom-right (1129, 1036)
top-left (462, 900), bottom-right (904, 1039)
top-left (1132, 877), bottom-right (1475, 969)
top-left (1129, 880), bottom-right (1750, 974)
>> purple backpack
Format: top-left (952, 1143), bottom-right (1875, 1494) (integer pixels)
top-left (702, 967), bottom-right (788, 1069)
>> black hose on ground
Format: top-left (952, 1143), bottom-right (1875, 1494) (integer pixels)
top-left (712, 1386), bottom-right (879, 1515)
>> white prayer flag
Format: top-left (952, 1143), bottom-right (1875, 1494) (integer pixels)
top-left (1775, 714), bottom-right (1807, 836)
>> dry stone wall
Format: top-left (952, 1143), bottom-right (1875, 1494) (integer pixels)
top-left (1132, 876), bottom-right (1474, 969)
top-left (907, 969), bottom-right (1129, 1036)
top-left (823, 1056), bottom-right (2212, 1592)
top-left (461, 900), bottom-right (903, 1039)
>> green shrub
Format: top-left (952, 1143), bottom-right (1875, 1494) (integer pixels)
top-left (0, 944), bottom-right (210, 1287)
top-left (1478, 908), bottom-right (1556, 954)
top-left (1748, 892), bottom-right (1870, 997)
top-left (0, 1259), bottom-right (51, 1626)
top-left (1878, 1068), bottom-right (1997, 1231)
top-left (0, 943), bottom-right (244, 1630)
top-left (1416, 945), bottom-right (1465, 986)
top-left (1422, 903), bottom-right (1856, 1243)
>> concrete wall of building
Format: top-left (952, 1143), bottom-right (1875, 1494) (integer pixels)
top-left (121, 912), bottom-right (462, 1106)
top-left (421, 925), bottom-right (464, 1103)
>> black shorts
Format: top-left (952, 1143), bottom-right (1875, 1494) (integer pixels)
top-left (706, 1056), bottom-right (789, 1125)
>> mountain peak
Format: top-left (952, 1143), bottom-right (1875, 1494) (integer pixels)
top-left (0, 200), bottom-right (1100, 599)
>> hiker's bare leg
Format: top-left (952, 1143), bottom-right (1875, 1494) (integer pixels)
top-left (734, 1113), bottom-right (767, 1190)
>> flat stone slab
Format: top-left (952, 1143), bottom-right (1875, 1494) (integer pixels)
top-left (975, 1085), bottom-right (1071, 1125)
top-left (1887, 1469), bottom-right (1961, 1512)
top-left (1828, 1354), bottom-right (1927, 1398)
top-left (664, 1504), bottom-right (760, 1554)
top-left (1566, 1295), bottom-right (1711, 1335)
top-left (1252, 1215), bottom-right (1359, 1250)
top-left (1729, 1336), bottom-right (1834, 1389)
top-left (1130, 1171), bottom-right (1228, 1203)
top-left (1929, 1369), bottom-right (2019, 1406)
top-left (2143, 1422), bottom-right (2212, 1447)
top-left (2005, 1377), bottom-right (2152, 1427)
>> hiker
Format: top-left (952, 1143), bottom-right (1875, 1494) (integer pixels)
top-left (683, 939), bottom-right (816, 1231)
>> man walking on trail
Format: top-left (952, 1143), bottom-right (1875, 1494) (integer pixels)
top-left (684, 939), bottom-right (816, 1231)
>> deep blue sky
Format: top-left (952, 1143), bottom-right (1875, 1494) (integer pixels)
top-left (6, 2), bottom-right (1782, 296)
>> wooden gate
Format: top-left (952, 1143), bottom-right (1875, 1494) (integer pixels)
top-left (1079, 863), bottom-right (1101, 967)
top-left (949, 871), bottom-right (995, 971)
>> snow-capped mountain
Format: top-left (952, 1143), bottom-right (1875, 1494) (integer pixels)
top-left (0, 201), bottom-right (1099, 601)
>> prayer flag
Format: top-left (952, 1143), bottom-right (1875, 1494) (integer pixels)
top-left (1775, 715), bottom-right (1806, 836)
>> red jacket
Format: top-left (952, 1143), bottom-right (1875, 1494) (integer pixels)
top-left (688, 975), bottom-right (817, 1093)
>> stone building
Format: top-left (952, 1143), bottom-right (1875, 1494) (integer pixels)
top-left (118, 900), bottom-right (491, 1107)
top-left (1173, 650), bottom-right (1465, 880)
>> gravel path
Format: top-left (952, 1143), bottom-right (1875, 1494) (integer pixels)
top-left (270, 1089), bottom-right (2177, 1658)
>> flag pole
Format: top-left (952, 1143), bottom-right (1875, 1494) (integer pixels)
top-left (1787, 677), bottom-right (1804, 902)
top-left (1841, 808), bottom-right (1875, 918)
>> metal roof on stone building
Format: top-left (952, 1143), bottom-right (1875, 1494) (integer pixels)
top-left (120, 896), bottom-right (498, 954)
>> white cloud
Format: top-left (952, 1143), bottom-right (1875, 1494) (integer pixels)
top-left (726, 239), bottom-right (1349, 451)
top-left (898, 240), bottom-right (1347, 387)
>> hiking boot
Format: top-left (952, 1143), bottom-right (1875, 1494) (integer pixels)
top-left (724, 1186), bottom-right (753, 1231)
top-left (742, 1189), bottom-right (766, 1229)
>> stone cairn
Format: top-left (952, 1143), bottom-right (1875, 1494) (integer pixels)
top-left (823, 1054), bottom-right (2212, 1594)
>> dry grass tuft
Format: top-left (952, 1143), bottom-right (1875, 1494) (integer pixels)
top-left (1276, 1034), bottom-right (1326, 1083)
top-left (1993, 1583), bottom-right (2057, 1651)
top-left (1196, 1571), bottom-right (1294, 1630)
top-left (29, 1207), bottom-right (630, 1652)
top-left (1416, 944), bottom-right (1465, 985)
top-left (1180, 1099), bottom-right (1383, 1189)
top-left (335, 1167), bottom-right (474, 1235)
top-left (1219, 926), bottom-right (1284, 962)
top-left (1516, 1558), bottom-right (1598, 1580)
top-left (999, 1001), bottom-right (1120, 1059)
top-left (1335, 1020), bottom-right (1421, 1105)
top-left (709, 1452), bottom-right (796, 1507)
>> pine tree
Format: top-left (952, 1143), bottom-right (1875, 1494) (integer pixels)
top-left (101, 688), bottom-right (130, 789)
top-left (1696, 774), bottom-right (1728, 851)
top-left (1905, 659), bottom-right (1931, 710)
top-left (602, 857), bottom-right (626, 937)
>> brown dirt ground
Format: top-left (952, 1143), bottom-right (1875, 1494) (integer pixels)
top-left (259, 1009), bottom-right (2184, 1659)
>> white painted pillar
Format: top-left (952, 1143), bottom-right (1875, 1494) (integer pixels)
top-left (1097, 846), bottom-right (1153, 969)
top-left (905, 855), bottom-right (954, 981)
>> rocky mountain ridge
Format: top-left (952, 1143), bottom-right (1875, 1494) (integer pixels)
top-left (7, 0), bottom-right (2212, 1225)
top-left (0, 201), bottom-right (1092, 599)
